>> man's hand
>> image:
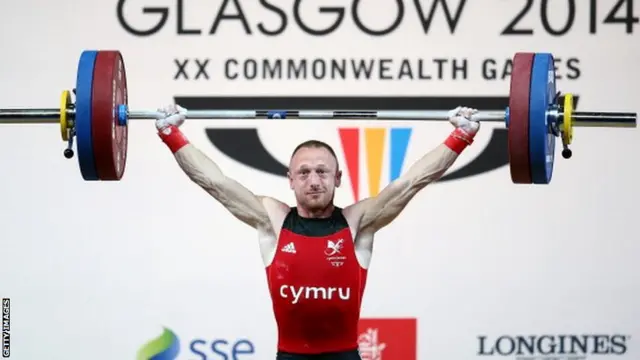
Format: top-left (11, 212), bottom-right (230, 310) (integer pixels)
top-left (448, 106), bottom-right (480, 136)
top-left (155, 104), bottom-right (187, 131)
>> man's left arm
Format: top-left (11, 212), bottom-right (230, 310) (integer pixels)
top-left (353, 107), bottom-right (480, 233)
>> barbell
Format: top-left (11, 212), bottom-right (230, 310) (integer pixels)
top-left (0, 50), bottom-right (636, 184)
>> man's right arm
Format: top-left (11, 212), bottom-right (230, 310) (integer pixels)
top-left (173, 144), bottom-right (272, 229)
top-left (155, 105), bottom-right (286, 230)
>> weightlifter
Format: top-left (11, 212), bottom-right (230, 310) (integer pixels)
top-left (155, 104), bottom-right (480, 360)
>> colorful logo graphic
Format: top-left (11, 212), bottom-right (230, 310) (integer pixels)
top-left (358, 318), bottom-right (417, 360)
top-left (137, 327), bottom-right (180, 360)
top-left (338, 127), bottom-right (412, 201)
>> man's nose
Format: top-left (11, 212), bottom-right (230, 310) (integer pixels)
top-left (308, 175), bottom-right (322, 188)
top-left (307, 172), bottom-right (321, 183)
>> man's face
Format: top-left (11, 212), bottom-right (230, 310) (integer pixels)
top-left (288, 146), bottom-right (342, 213)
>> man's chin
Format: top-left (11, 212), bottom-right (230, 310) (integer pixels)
top-left (301, 200), bottom-right (330, 211)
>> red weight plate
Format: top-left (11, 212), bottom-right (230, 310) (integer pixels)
top-left (91, 51), bottom-right (129, 180)
top-left (508, 53), bottom-right (534, 184)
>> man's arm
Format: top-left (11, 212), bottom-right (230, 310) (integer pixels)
top-left (351, 107), bottom-right (480, 233)
top-left (155, 105), bottom-right (282, 230)
top-left (172, 144), bottom-right (273, 229)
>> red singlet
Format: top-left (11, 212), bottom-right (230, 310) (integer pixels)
top-left (266, 207), bottom-right (368, 354)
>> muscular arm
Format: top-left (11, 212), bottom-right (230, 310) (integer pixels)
top-left (350, 142), bottom-right (461, 233)
top-left (174, 144), bottom-right (273, 229)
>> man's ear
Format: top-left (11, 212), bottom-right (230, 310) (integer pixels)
top-left (335, 170), bottom-right (342, 187)
top-left (287, 172), bottom-right (294, 190)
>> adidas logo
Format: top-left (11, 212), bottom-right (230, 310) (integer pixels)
top-left (281, 242), bottom-right (296, 254)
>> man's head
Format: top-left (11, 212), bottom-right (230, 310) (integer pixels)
top-left (288, 140), bottom-right (342, 214)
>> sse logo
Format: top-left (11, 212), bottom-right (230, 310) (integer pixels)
top-left (137, 327), bottom-right (255, 360)
top-left (177, 95), bottom-right (579, 194)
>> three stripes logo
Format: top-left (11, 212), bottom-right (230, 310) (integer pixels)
top-left (338, 127), bottom-right (411, 201)
top-left (281, 242), bottom-right (296, 254)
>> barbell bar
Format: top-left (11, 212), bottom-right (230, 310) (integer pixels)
top-left (0, 107), bottom-right (635, 126)
top-left (0, 50), bottom-right (636, 184)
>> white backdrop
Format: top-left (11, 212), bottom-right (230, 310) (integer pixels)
top-left (0, 0), bottom-right (638, 359)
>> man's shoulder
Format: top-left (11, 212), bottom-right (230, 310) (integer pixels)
top-left (341, 198), bottom-right (375, 233)
top-left (257, 196), bottom-right (292, 231)
top-left (342, 198), bottom-right (373, 217)
top-left (258, 196), bottom-right (291, 211)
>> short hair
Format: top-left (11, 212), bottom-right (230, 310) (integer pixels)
top-left (290, 140), bottom-right (339, 168)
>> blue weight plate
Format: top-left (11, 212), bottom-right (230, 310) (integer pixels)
top-left (528, 53), bottom-right (556, 184)
top-left (75, 50), bottom-right (99, 180)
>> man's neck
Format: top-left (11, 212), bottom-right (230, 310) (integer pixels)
top-left (296, 204), bottom-right (335, 219)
